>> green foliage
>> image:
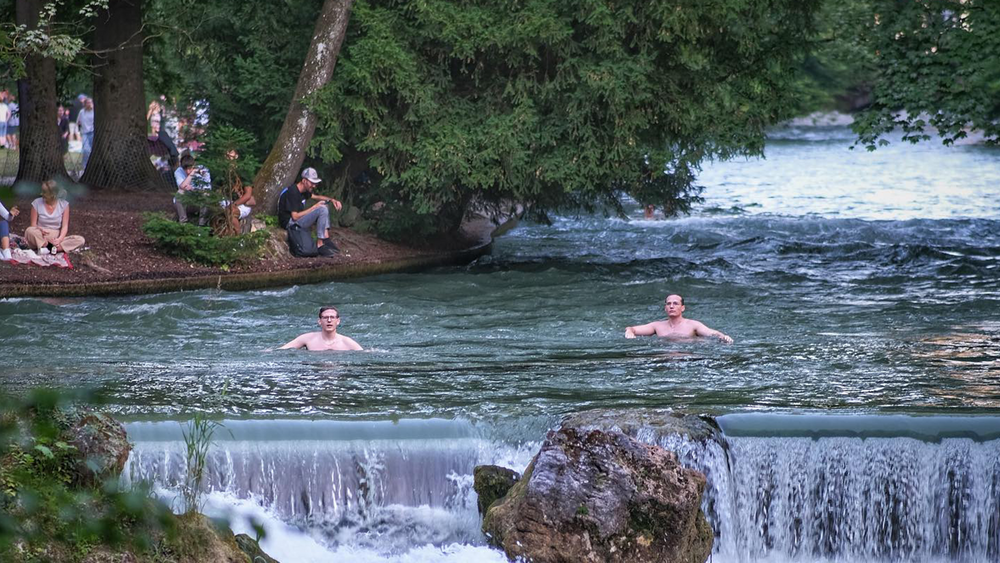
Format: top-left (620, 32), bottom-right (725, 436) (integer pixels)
top-left (0, 0), bottom-right (109, 81)
top-left (258, 214), bottom-right (279, 228)
top-left (197, 125), bottom-right (260, 188)
top-left (853, 0), bottom-right (1000, 148)
top-left (0, 390), bottom-right (175, 562)
top-left (143, 0), bottom-right (322, 158)
top-left (141, 212), bottom-right (268, 267)
top-left (786, 0), bottom-right (877, 115)
top-left (180, 413), bottom-right (219, 515)
top-left (145, 0), bottom-right (819, 240)
top-left (307, 0), bottom-right (819, 239)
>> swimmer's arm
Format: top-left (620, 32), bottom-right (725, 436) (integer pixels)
top-left (342, 336), bottom-right (363, 351)
top-left (693, 322), bottom-right (733, 344)
top-left (625, 323), bottom-right (657, 339)
top-left (279, 334), bottom-right (310, 349)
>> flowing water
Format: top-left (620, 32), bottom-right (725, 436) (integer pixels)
top-left (3, 123), bottom-right (1000, 561)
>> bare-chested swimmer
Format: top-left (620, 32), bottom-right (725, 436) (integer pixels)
top-left (625, 294), bottom-right (733, 343)
top-left (280, 307), bottom-right (363, 351)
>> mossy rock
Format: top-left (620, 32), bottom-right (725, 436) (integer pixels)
top-left (481, 428), bottom-right (713, 563)
top-left (473, 465), bottom-right (520, 515)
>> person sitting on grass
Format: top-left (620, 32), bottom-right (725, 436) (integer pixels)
top-left (0, 200), bottom-right (19, 261)
top-left (25, 180), bottom-right (85, 254)
top-left (277, 167), bottom-right (342, 257)
top-left (279, 307), bottom-right (363, 351)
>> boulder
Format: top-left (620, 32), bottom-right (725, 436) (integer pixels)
top-left (473, 465), bottom-right (520, 515)
top-left (561, 409), bottom-right (721, 444)
top-left (483, 427), bottom-right (713, 563)
top-left (338, 205), bottom-right (362, 227)
top-left (263, 226), bottom-right (292, 260)
top-left (64, 411), bottom-right (131, 487)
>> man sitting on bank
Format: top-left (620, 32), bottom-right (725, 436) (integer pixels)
top-left (280, 307), bottom-right (363, 351)
top-left (277, 167), bottom-right (342, 257)
top-left (625, 294), bottom-right (733, 343)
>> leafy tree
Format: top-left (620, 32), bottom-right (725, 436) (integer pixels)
top-left (142, 0), bottom-right (322, 158)
top-left (253, 0), bottom-right (354, 211)
top-left (3, 0), bottom-right (108, 183)
top-left (853, 0), bottom-right (1000, 148)
top-left (786, 0), bottom-right (877, 116)
top-left (307, 0), bottom-right (821, 239)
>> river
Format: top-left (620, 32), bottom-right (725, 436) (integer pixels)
top-left (2, 123), bottom-right (1000, 561)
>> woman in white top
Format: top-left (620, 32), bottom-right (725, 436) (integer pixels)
top-left (25, 180), bottom-right (85, 254)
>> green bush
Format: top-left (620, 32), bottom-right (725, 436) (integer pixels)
top-left (257, 214), bottom-right (279, 228)
top-left (0, 390), bottom-right (176, 561)
top-left (141, 212), bottom-right (269, 267)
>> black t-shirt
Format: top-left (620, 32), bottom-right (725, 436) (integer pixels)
top-left (277, 186), bottom-right (309, 228)
top-left (69, 99), bottom-right (83, 121)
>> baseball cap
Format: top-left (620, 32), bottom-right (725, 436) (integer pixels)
top-left (302, 167), bottom-right (322, 183)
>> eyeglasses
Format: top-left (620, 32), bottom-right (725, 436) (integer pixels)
top-left (320, 315), bottom-right (339, 321)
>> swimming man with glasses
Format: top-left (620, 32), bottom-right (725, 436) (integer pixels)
top-left (280, 306), bottom-right (364, 351)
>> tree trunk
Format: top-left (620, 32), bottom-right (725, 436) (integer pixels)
top-left (80, 0), bottom-right (164, 190)
top-left (254, 0), bottom-right (354, 212)
top-left (15, 0), bottom-right (68, 185)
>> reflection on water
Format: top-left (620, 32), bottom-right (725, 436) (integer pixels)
top-left (916, 324), bottom-right (1000, 408)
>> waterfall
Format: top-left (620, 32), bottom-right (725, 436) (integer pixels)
top-left (123, 415), bottom-right (1000, 562)
top-left (688, 415), bottom-right (1000, 563)
top-left (123, 418), bottom-right (538, 554)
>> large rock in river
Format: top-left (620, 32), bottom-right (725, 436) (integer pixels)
top-left (482, 427), bottom-right (712, 563)
top-left (561, 409), bottom-right (721, 444)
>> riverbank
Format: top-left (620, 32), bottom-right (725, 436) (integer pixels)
top-left (0, 192), bottom-right (494, 298)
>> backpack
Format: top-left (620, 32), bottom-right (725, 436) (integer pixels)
top-left (286, 224), bottom-right (318, 257)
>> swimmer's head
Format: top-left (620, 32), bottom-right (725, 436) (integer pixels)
top-left (318, 307), bottom-right (340, 330)
top-left (664, 294), bottom-right (685, 318)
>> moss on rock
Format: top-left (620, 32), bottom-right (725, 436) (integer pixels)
top-left (473, 465), bottom-right (520, 516)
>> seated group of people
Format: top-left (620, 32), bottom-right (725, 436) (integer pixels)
top-left (173, 157), bottom-right (342, 258)
top-left (0, 180), bottom-right (85, 261)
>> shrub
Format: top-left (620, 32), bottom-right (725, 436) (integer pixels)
top-left (141, 212), bottom-right (269, 267)
top-left (0, 390), bottom-right (176, 561)
top-left (257, 214), bottom-right (279, 228)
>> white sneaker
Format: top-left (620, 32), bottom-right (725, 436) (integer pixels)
top-left (38, 247), bottom-right (50, 255)
top-left (0, 248), bottom-right (10, 261)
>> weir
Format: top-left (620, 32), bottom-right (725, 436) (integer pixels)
top-left (124, 419), bottom-right (538, 551)
top-left (125, 415), bottom-right (1000, 561)
top-left (704, 415), bottom-right (1000, 562)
